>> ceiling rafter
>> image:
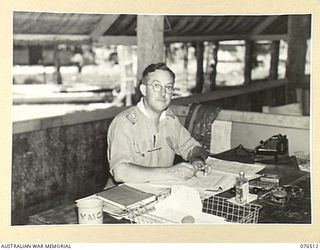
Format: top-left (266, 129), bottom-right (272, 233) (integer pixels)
top-left (251, 15), bottom-right (281, 35)
top-left (90, 14), bottom-right (119, 41)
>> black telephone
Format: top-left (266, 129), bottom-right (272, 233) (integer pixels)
top-left (254, 134), bottom-right (288, 162)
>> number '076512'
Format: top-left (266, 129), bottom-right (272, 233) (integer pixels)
top-left (300, 244), bottom-right (319, 249)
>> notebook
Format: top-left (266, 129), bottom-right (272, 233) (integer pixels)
top-left (96, 184), bottom-right (156, 209)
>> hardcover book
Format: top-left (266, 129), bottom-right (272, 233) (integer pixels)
top-left (96, 184), bottom-right (156, 209)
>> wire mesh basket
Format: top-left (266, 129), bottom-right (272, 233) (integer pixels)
top-left (202, 196), bottom-right (262, 223)
top-left (124, 195), bottom-right (262, 224)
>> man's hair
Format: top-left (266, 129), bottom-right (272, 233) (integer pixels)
top-left (141, 63), bottom-right (175, 85)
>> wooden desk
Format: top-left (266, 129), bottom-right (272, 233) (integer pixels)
top-left (258, 157), bottom-right (311, 223)
top-left (29, 203), bottom-right (128, 225)
top-left (29, 157), bottom-right (310, 225)
top-left (216, 156), bottom-right (311, 223)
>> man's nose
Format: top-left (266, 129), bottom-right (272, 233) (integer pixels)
top-left (160, 86), bottom-right (166, 96)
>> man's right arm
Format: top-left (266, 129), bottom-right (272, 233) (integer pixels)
top-left (112, 162), bottom-right (195, 183)
top-left (107, 116), bottom-right (195, 183)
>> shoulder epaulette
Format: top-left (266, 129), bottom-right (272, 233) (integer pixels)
top-left (125, 110), bottom-right (137, 125)
top-left (166, 109), bottom-right (176, 119)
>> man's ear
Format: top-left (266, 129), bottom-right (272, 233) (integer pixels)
top-left (139, 84), bottom-right (146, 96)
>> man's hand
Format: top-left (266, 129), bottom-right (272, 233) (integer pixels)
top-left (192, 160), bottom-right (212, 177)
top-left (168, 162), bottom-right (195, 180)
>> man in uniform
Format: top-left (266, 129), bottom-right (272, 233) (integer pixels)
top-left (107, 63), bottom-right (210, 184)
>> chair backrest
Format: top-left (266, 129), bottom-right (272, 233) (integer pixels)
top-left (184, 103), bottom-right (220, 151)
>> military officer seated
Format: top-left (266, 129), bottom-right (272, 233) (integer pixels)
top-left (107, 63), bottom-right (210, 184)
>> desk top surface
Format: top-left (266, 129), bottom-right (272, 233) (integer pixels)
top-left (29, 156), bottom-right (311, 225)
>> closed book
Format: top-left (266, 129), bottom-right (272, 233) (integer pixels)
top-left (96, 184), bottom-right (156, 209)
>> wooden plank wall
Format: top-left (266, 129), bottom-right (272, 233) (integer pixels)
top-left (12, 119), bottom-right (112, 225)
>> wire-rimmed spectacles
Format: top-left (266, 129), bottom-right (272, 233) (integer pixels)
top-left (145, 81), bottom-right (174, 94)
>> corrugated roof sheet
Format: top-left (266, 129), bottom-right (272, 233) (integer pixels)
top-left (13, 12), bottom-right (311, 39)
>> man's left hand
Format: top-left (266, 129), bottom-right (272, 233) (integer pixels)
top-left (192, 160), bottom-right (211, 177)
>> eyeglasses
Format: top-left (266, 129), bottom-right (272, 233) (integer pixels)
top-left (145, 81), bottom-right (174, 94)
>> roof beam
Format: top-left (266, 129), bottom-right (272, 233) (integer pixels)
top-left (13, 33), bottom-right (288, 47)
top-left (97, 34), bottom-right (287, 45)
top-left (13, 34), bottom-right (91, 46)
top-left (97, 35), bottom-right (137, 45)
top-left (171, 79), bottom-right (288, 106)
top-left (165, 34), bottom-right (288, 42)
top-left (90, 14), bottom-right (119, 42)
top-left (251, 16), bottom-right (281, 35)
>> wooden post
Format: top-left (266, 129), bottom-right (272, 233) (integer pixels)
top-left (244, 40), bottom-right (254, 111)
top-left (286, 15), bottom-right (309, 105)
top-left (244, 40), bottom-right (254, 85)
top-left (182, 42), bottom-right (189, 93)
top-left (210, 41), bottom-right (219, 91)
top-left (135, 15), bottom-right (164, 103)
top-left (165, 43), bottom-right (168, 64)
top-left (53, 44), bottom-right (62, 85)
top-left (269, 41), bottom-right (280, 80)
top-left (137, 15), bottom-right (164, 83)
top-left (266, 40), bottom-right (280, 107)
top-left (194, 41), bottom-right (204, 93)
top-left (116, 46), bottom-right (135, 106)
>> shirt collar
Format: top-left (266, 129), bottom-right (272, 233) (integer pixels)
top-left (137, 98), bottom-right (167, 121)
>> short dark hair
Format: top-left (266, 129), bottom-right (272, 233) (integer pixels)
top-left (141, 63), bottom-right (175, 85)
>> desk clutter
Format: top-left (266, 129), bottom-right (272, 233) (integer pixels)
top-left (74, 157), bottom-right (266, 224)
top-left (28, 132), bottom-right (310, 225)
top-left (72, 134), bottom-right (311, 225)
top-left (76, 184), bottom-right (262, 224)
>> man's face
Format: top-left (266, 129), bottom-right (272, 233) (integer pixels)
top-left (141, 69), bottom-right (174, 114)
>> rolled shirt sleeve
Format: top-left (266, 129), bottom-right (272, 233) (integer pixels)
top-left (107, 116), bottom-right (134, 174)
top-left (174, 119), bottom-right (202, 161)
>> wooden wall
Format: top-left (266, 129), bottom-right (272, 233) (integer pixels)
top-left (12, 119), bottom-right (112, 225)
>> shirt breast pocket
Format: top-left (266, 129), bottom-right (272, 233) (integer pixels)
top-left (133, 141), bottom-right (147, 160)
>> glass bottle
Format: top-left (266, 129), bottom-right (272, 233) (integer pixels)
top-left (235, 171), bottom-right (249, 204)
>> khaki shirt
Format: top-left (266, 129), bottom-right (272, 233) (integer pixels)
top-left (107, 100), bottom-right (201, 175)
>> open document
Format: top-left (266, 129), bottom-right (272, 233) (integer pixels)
top-left (206, 157), bottom-right (265, 177)
top-left (147, 157), bottom-right (265, 195)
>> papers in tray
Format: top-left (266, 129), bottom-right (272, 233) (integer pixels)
top-left (146, 185), bottom-right (230, 224)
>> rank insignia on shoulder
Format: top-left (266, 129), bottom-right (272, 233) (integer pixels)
top-left (166, 109), bottom-right (176, 119)
top-left (126, 112), bottom-right (137, 125)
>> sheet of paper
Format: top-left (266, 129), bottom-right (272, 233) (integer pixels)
top-left (206, 157), bottom-right (265, 177)
top-left (149, 158), bottom-right (264, 194)
top-left (147, 185), bottom-right (229, 224)
top-left (184, 172), bottom-right (236, 191)
top-left (228, 193), bottom-right (258, 205)
top-left (150, 172), bottom-right (236, 194)
top-left (210, 120), bottom-right (232, 154)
